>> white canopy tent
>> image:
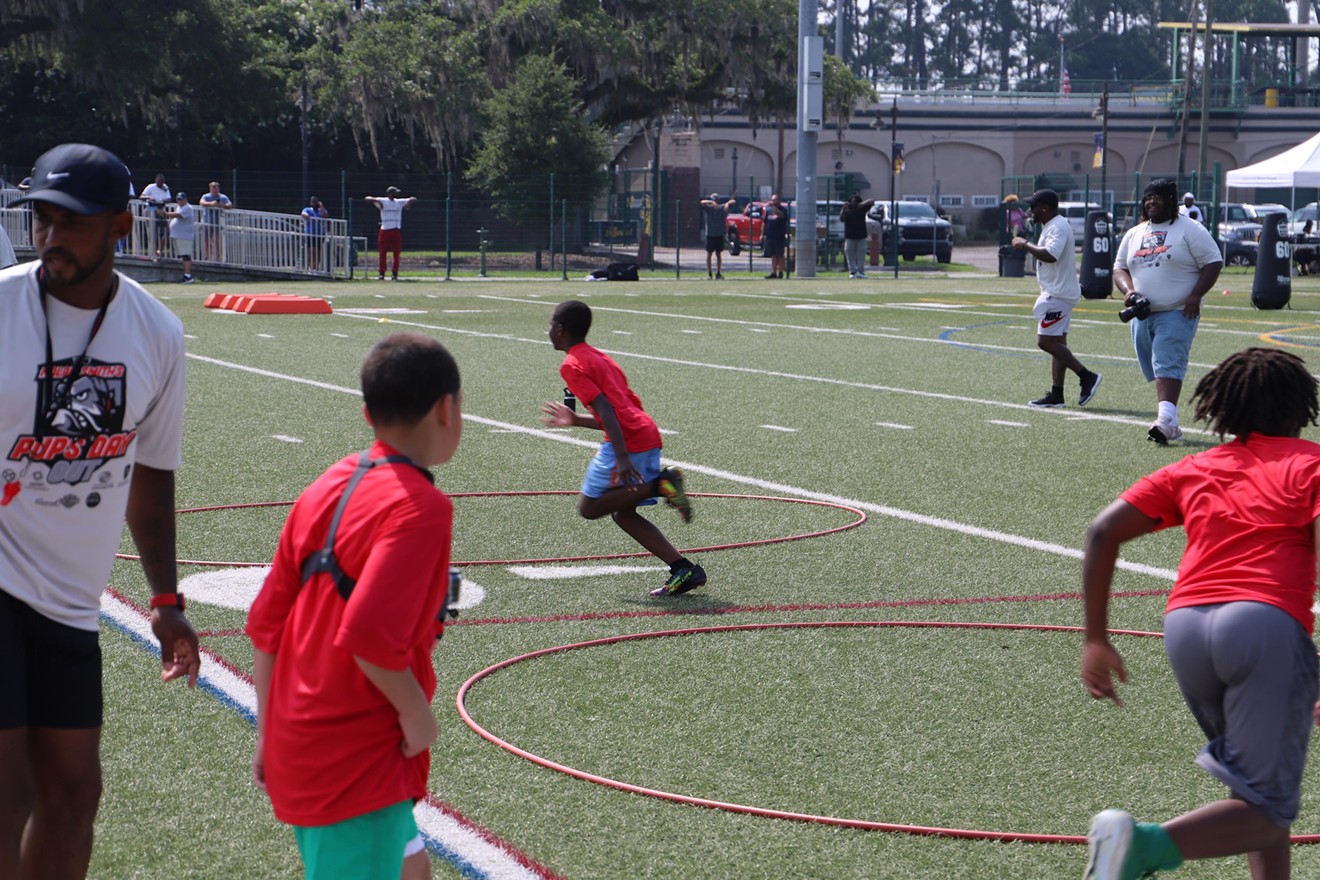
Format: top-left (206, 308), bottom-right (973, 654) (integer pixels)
top-left (1225, 131), bottom-right (1320, 206)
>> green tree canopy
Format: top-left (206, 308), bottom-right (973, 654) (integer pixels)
top-left (464, 54), bottom-right (610, 221)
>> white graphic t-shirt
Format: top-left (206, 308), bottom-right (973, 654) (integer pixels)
top-left (1114, 217), bottom-right (1223, 312)
top-left (0, 263), bottom-right (186, 629)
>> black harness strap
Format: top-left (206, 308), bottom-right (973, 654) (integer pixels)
top-left (300, 451), bottom-right (431, 600)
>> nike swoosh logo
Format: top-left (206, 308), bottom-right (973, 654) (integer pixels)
top-left (46, 172), bottom-right (71, 180)
top-left (1040, 316), bottom-right (1064, 328)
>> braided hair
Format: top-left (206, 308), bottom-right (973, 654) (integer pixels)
top-left (1192, 347), bottom-right (1319, 439)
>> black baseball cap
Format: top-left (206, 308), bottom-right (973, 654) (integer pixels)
top-left (16, 143), bottom-right (131, 215)
top-left (1024, 188), bottom-right (1059, 208)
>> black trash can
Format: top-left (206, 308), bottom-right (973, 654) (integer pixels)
top-left (1000, 248), bottom-right (1026, 278)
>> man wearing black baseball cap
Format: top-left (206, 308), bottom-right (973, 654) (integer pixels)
top-left (1112, 176), bottom-right (1222, 444)
top-left (0, 143), bottom-right (198, 878)
top-left (1013, 188), bottom-right (1102, 409)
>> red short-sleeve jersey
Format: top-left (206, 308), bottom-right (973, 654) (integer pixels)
top-left (1121, 434), bottom-right (1320, 633)
top-left (560, 342), bottom-right (662, 452)
top-left (246, 440), bottom-right (452, 827)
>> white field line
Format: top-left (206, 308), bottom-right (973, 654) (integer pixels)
top-left (509, 564), bottom-right (661, 579)
top-left (99, 591), bottom-right (549, 880)
top-left (184, 352), bottom-right (1177, 582)
top-left (473, 293), bottom-right (1258, 370)
top-left (319, 314), bottom-right (1218, 440)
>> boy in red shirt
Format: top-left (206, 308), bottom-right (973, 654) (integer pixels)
top-left (540, 299), bottom-right (704, 596)
top-left (247, 332), bottom-right (462, 880)
top-left (1081, 347), bottom-right (1320, 880)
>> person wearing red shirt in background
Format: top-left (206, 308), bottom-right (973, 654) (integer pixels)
top-left (248, 332), bottom-right (462, 880)
top-left (539, 299), bottom-right (704, 597)
top-left (1081, 347), bottom-right (1320, 880)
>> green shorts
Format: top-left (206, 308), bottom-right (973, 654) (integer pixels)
top-left (293, 799), bottom-right (417, 880)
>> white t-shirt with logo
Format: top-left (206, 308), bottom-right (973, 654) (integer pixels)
top-left (1035, 214), bottom-right (1080, 303)
top-left (141, 182), bottom-right (171, 208)
top-left (1115, 217), bottom-right (1223, 312)
top-left (0, 263), bottom-right (186, 629)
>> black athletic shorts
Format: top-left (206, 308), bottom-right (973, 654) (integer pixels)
top-left (764, 238), bottom-right (786, 257)
top-left (0, 589), bottom-right (102, 729)
top-left (705, 235), bottom-right (725, 254)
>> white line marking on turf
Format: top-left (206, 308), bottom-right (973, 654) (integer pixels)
top-left (98, 592), bottom-right (536, 880)
top-left (272, 434), bottom-right (304, 443)
top-left (257, 333), bottom-right (275, 339)
top-left (680, 329), bottom-right (703, 334)
top-left (186, 353), bottom-right (1178, 582)
top-left (330, 333), bottom-right (351, 338)
top-left (508, 564), bottom-right (660, 580)
top-left (658, 427), bottom-right (679, 435)
top-left (612, 330), bottom-right (633, 335)
top-left (875, 422), bottom-right (914, 430)
top-left (988, 420), bottom-right (1029, 427)
top-left (760, 425), bottom-right (798, 433)
top-left (326, 308), bottom-right (1218, 440)
top-left (337, 308), bottom-right (428, 315)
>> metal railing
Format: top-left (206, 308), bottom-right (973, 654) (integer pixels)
top-left (0, 189), bottom-right (354, 279)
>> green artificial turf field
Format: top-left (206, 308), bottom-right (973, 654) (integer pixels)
top-left (92, 272), bottom-right (1320, 879)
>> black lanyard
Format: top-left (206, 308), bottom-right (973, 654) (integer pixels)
top-left (38, 269), bottom-right (115, 398)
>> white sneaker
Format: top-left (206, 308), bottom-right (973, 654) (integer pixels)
top-left (856, 271), bottom-right (867, 278)
top-left (1147, 419), bottom-right (1183, 444)
top-left (1084, 809), bottom-right (1135, 880)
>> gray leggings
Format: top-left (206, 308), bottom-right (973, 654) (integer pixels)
top-left (1164, 601), bottom-right (1318, 826)
top-left (844, 238), bottom-right (868, 274)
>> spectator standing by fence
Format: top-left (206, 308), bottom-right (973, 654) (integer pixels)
top-left (139, 173), bottom-right (171, 259)
top-left (302, 196), bottom-right (330, 272)
top-left (197, 181), bottom-right (233, 261)
top-left (700, 194), bottom-right (736, 279)
top-left (166, 192), bottom-right (196, 283)
top-left (366, 187), bottom-right (416, 281)
top-left (839, 193), bottom-right (876, 278)
top-left (761, 194), bottom-right (789, 279)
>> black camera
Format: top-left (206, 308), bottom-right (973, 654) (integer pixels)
top-left (1118, 294), bottom-right (1152, 323)
top-left (998, 244), bottom-right (1017, 257)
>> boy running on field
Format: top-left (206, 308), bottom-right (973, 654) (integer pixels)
top-left (1081, 347), bottom-right (1320, 880)
top-left (248, 332), bottom-right (463, 880)
top-left (541, 299), bottom-right (703, 597)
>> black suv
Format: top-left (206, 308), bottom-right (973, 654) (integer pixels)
top-left (866, 201), bottom-right (953, 263)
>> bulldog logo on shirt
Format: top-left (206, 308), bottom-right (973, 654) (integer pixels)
top-left (6, 357), bottom-right (135, 486)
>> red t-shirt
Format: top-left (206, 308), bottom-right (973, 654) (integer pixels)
top-left (1121, 434), bottom-right (1320, 633)
top-left (560, 342), bottom-right (662, 452)
top-left (246, 440), bottom-right (452, 827)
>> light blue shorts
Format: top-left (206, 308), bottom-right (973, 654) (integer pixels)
top-left (1164, 602), bottom-right (1318, 827)
top-left (581, 443), bottom-right (662, 506)
top-left (1131, 308), bottom-right (1199, 382)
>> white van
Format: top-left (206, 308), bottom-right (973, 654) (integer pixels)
top-left (1057, 202), bottom-right (1103, 240)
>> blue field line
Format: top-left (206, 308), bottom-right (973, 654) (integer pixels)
top-left (937, 321), bottom-right (1043, 359)
top-left (98, 604), bottom-right (503, 880)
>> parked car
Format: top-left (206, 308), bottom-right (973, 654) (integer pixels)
top-left (1221, 226), bottom-right (1260, 266)
top-left (1289, 202), bottom-right (1318, 237)
top-left (865, 200), bottom-right (953, 263)
top-left (816, 200), bottom-right (847, 242)
top-left (1217, 202), bottom-right (1265, 241)
top-left (1057, 201), bottom-right (1103, 241)
top-left (725, 200), bottom-right (824, 256)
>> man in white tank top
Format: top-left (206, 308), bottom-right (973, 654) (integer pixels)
top-left (365, 186), bottom-right (417, 280)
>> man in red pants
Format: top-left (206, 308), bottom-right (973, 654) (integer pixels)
top-left (365, 187), bottom-right (417, 281)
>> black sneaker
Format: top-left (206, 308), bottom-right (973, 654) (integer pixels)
top-left (1078, 371), bottom-right (1102, 406)
top-left (765, 272), bottom-right (777, 279)
top-left (650, 564), bottom-right (706, 597)
top-left (715, 272), bottom-right (723, 280)
top-left (1028, 392), bottom-right (1065, 408)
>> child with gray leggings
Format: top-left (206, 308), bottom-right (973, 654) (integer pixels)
top-left (1080, 347), bottom-right (1320, 880)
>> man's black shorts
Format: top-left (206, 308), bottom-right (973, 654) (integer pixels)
top-left (0, 589), bottom-right (102, 729)
top-left (764, 238), bottom-right (786, 257)
top-left (705, 235), bottom-right (725, 254)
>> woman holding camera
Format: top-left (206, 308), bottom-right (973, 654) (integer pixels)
top-left (1112, 178), bottom-right (1223, 445)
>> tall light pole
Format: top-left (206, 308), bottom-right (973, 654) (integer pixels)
top-left (731, 147), bottom-right (738, 196)
top-left (888, 98), bottom-right (898, 278)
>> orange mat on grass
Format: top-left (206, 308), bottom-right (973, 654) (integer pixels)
top-left (203, 293), bottom-right (332, 314)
